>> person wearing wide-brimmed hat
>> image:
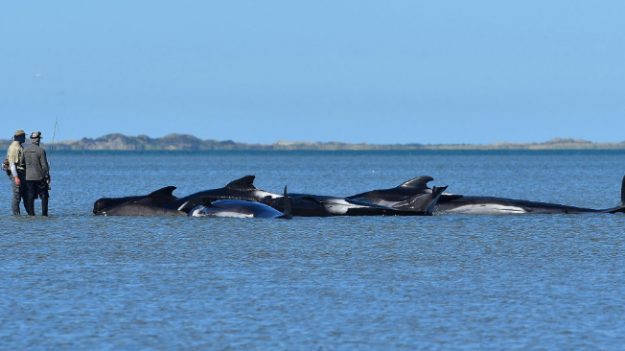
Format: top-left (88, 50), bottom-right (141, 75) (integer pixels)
top-left (5, 129), bottom-right (27, 215)
top-left (24, 131), bottom-right (50, 216)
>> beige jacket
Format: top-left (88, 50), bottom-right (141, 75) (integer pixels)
top-left (6, 141), bottom-right (24, 177)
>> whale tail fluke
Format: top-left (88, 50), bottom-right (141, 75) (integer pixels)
top-left (280, 186), bottom-right (293, 219)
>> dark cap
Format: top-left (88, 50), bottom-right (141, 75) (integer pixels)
top-left (30, 131), bottom-right (43, 139)
top-left (14, 129), bottom-right (25, 137)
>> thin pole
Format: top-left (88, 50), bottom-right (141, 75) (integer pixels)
top-left (47, 118), bottom-right (58, 190)
top-left (51, 118), bottom-right (58, 150)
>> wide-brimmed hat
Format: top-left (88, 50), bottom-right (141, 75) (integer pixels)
top-left (30, 131), bottom-right (43, 139)
top-left (14, 129), bottom-right (25, 137)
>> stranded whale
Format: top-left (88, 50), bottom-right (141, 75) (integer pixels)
top-left (93, 186), bottom-right (183, 216)
top-left (418, 175), bottom-right (625, 215)
top-left (189, 200), bottom-right (287, 218)
top-left (187, 187), bottom-right (292, 219)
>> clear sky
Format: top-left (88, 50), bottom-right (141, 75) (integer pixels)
top-left (2, 1), bottom-right (624, 144)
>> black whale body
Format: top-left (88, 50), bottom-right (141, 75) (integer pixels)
top-left (433, 176), bottom-right (625, 214)
top-left (92, 186), bottom-right (183, 216)
top-left (187, 186), bottom-right (292, 219)
top-left (189, 199), bottom-right (287, 219)
top-left (436, 194), bottom-right (625, 214)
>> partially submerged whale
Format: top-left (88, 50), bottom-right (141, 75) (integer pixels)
top-left (93, 186), bottom-right (183, 216)
top-left (187, 187), bottom-right (292, 219)
top-left (189, 200), bottom-right (287, 218)
top-left (425, 175), bottom-right (625, 215)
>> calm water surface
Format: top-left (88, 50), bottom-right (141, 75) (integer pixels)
top-left (2, 151), bottom-right (625, 350)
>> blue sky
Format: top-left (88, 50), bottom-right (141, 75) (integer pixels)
top-left (2, 1), bottom-right (624, 144)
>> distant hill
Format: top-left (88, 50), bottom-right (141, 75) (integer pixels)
top-left (1, 134), bottom-right (625, 151)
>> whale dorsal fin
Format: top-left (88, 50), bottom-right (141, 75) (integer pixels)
top-left (226, 175), bottom-right (257, 190)
top-left (398, 176), bottom-right (434, 190)
top-left (148, 186), bottom-right (177, 198)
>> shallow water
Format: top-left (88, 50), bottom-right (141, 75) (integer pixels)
top-left (2, 151), bottom-right (625, 350)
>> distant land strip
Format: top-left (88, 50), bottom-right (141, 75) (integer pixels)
top-left (2, 133), bottom-right (625, 151)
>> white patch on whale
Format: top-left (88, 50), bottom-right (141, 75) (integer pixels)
top-left (253, 190), bottom-right (281, 200)
top-left (325, 199), bottom-right (369, 215)
top-left (190, 206), bottom-right (254, 218)
top-left (440, 204), bottom-right (527, 215)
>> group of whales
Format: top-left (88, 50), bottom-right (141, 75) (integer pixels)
top-left (92, 175), bottom-right (447, 218)
top-left (93, 174), bottom-right (625, 218)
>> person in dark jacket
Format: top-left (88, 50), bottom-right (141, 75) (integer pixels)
top-left (24, 131), bottom-right (50, 216)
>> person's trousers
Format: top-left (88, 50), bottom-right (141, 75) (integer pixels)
top-left (11, 175), bottom-right (26, 215)
top-left (26, 180), bottom-right (49, 216)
